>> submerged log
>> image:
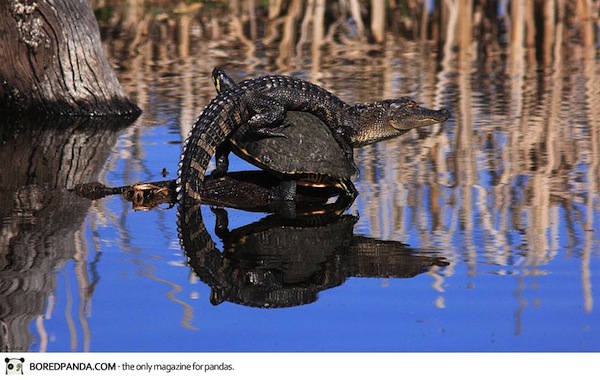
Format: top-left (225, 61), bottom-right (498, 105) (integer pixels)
top-left (0, 0), bottom-right (140, 116)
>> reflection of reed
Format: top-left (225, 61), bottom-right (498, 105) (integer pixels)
top-left (90, 117), bottom-right (199, 333)
top-left (141, 264), bottom-right (198, 331)
top-left (0, 117), bottom-right (129, 352)
top-left (582, 16), bottom-right (599, 313)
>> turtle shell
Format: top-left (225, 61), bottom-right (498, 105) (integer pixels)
top-left (228, 111), bottom-right (355, 187)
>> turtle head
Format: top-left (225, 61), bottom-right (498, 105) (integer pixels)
top-left (212, 67), bottom-right (238, 94)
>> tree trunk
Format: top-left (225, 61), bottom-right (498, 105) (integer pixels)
top-left (0, 0), bottom-right (140, 116)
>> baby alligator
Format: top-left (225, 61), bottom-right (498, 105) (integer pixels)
top-left (212, 68), bottom-right (450, 187)
top-left (211, 67), bottom-right (452, 170)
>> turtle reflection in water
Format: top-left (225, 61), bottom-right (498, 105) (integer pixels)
top-left (179, 202), bottom-right (449, 308)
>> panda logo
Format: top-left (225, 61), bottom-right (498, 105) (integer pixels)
top-left (5, 358), bottom-right (24, 375)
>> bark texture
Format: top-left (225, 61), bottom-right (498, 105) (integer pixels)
top-left (0, 0), bottom-right (140, 116)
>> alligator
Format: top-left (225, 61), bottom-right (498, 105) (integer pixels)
top-left (210, 68), bottom-right (451, 200)
top-left (177, 68), bottom-right (450, 203)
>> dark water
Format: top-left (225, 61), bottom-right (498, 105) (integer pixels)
top-left (2, 6), bottom-right (600, 352)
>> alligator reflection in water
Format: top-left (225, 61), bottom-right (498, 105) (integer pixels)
top-left (178, 193), bottom-right (449, 308)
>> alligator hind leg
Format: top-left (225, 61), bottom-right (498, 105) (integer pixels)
top-left (212, 67), bottom-right (286, 137)
top-left (247, 94), bottom-right (289, 138)
top-left (213, 68), bottom-right (289, 138)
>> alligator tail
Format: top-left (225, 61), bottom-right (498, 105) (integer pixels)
top-left (177, 87), bottom-right (251, 203)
